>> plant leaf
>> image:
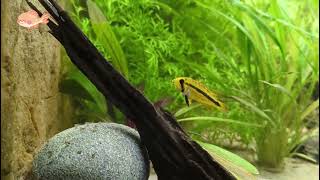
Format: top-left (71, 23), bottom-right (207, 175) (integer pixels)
top-left (259, 80), bottom-right (293, 98)
top-left (174, 104), bottom-right (202, 117)
top-left (197, 140), bottom-right (259, 177)
top-left (59, 79), bottom-right (96, 102)
top-left (61, 70), bottom-right (106, 115)
top-left (300, 99), bottom-right (319, 120)
top-left (230, 95), bottom-right (275, 126)
top-left (177, 116), bottom-right (263, 127)
top-left (87, 0), bottom-right (129, 78)
top-left (291, 152), bottom-right (318, 164)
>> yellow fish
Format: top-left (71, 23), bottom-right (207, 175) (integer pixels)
top-left (172, 77), bottom-right (227, 112)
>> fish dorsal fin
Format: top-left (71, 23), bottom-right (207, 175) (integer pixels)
top-left (30, 10), bottom-right (39, 16)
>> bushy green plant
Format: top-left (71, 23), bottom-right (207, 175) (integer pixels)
top-left (60, 0), bottom-right (319, 169)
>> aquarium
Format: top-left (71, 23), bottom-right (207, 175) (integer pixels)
top-left (1, 0), bottom-right (319, 179)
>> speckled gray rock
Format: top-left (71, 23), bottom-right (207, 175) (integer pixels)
top-left (32, 123), bottom-right (150, 180)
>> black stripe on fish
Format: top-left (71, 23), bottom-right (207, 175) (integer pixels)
top-left (184, 95), bottom-right (190, 106)
top-left (179, 79), bottom-right (185, 92)
top-left (179, 79), bottom-right (190, 106)
top-left (185, 82), bottom-right (221, 107)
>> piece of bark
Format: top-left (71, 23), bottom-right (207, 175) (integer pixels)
top-left (26, 0), bottom-right (236, 179)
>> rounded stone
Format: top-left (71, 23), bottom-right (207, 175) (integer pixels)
top-left (32, 123), bottom-right (150, 180)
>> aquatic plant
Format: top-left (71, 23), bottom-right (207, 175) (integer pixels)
top-left (59, 0), bottom-right (130, 123)
top-left (170, 0), bottom-right (319, 169)
top-left (60, 0), bottom-right (319, 170)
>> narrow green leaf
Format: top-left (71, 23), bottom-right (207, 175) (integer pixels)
top-left (59, 79), bottom-right (96, 102)
top-left (230, 96), bottom-right (275, 126)
top-left (195, 1), bottom-right (254, 44)
top-left (62, 70), bottom-right (106, 114)
top-left (291, 153), bottom-right (318, 164)
top-left (300, 99), bottom-right (319, 120)
top-left (259, 80), bottom-right (293, 98)
top-left (87, 0), bottom-right (129, 78)
top-left (197, 140), bottom-right (259, 176)
top-left (233, 2), bottom-right (285, 59)
top-left (253, 9), bottom-right (318, 38)
top-left (177, 116), bottom-right (263, 127)
top-left (174, 104), bottom-right (202, 117)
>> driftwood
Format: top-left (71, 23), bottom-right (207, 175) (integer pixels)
top-left (27, 0), bottom-right (236, 179)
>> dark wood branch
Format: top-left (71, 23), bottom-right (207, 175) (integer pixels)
top-left (27, 0), bottom-right (236, 179)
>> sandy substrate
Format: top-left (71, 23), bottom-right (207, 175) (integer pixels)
top-left (148, 158), bottom-right (319, 180)
top-left (257, 158), bottom-right (318, 180)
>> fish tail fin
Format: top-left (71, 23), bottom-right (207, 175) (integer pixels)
top-left (40, 12), bottom-right (50, 24)
top-left (219, 103), bottom-right (228, 112)
top-left (209, 99), bottom-right (228, 112)
top-left (221, 106), bottom-right (228, 112)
